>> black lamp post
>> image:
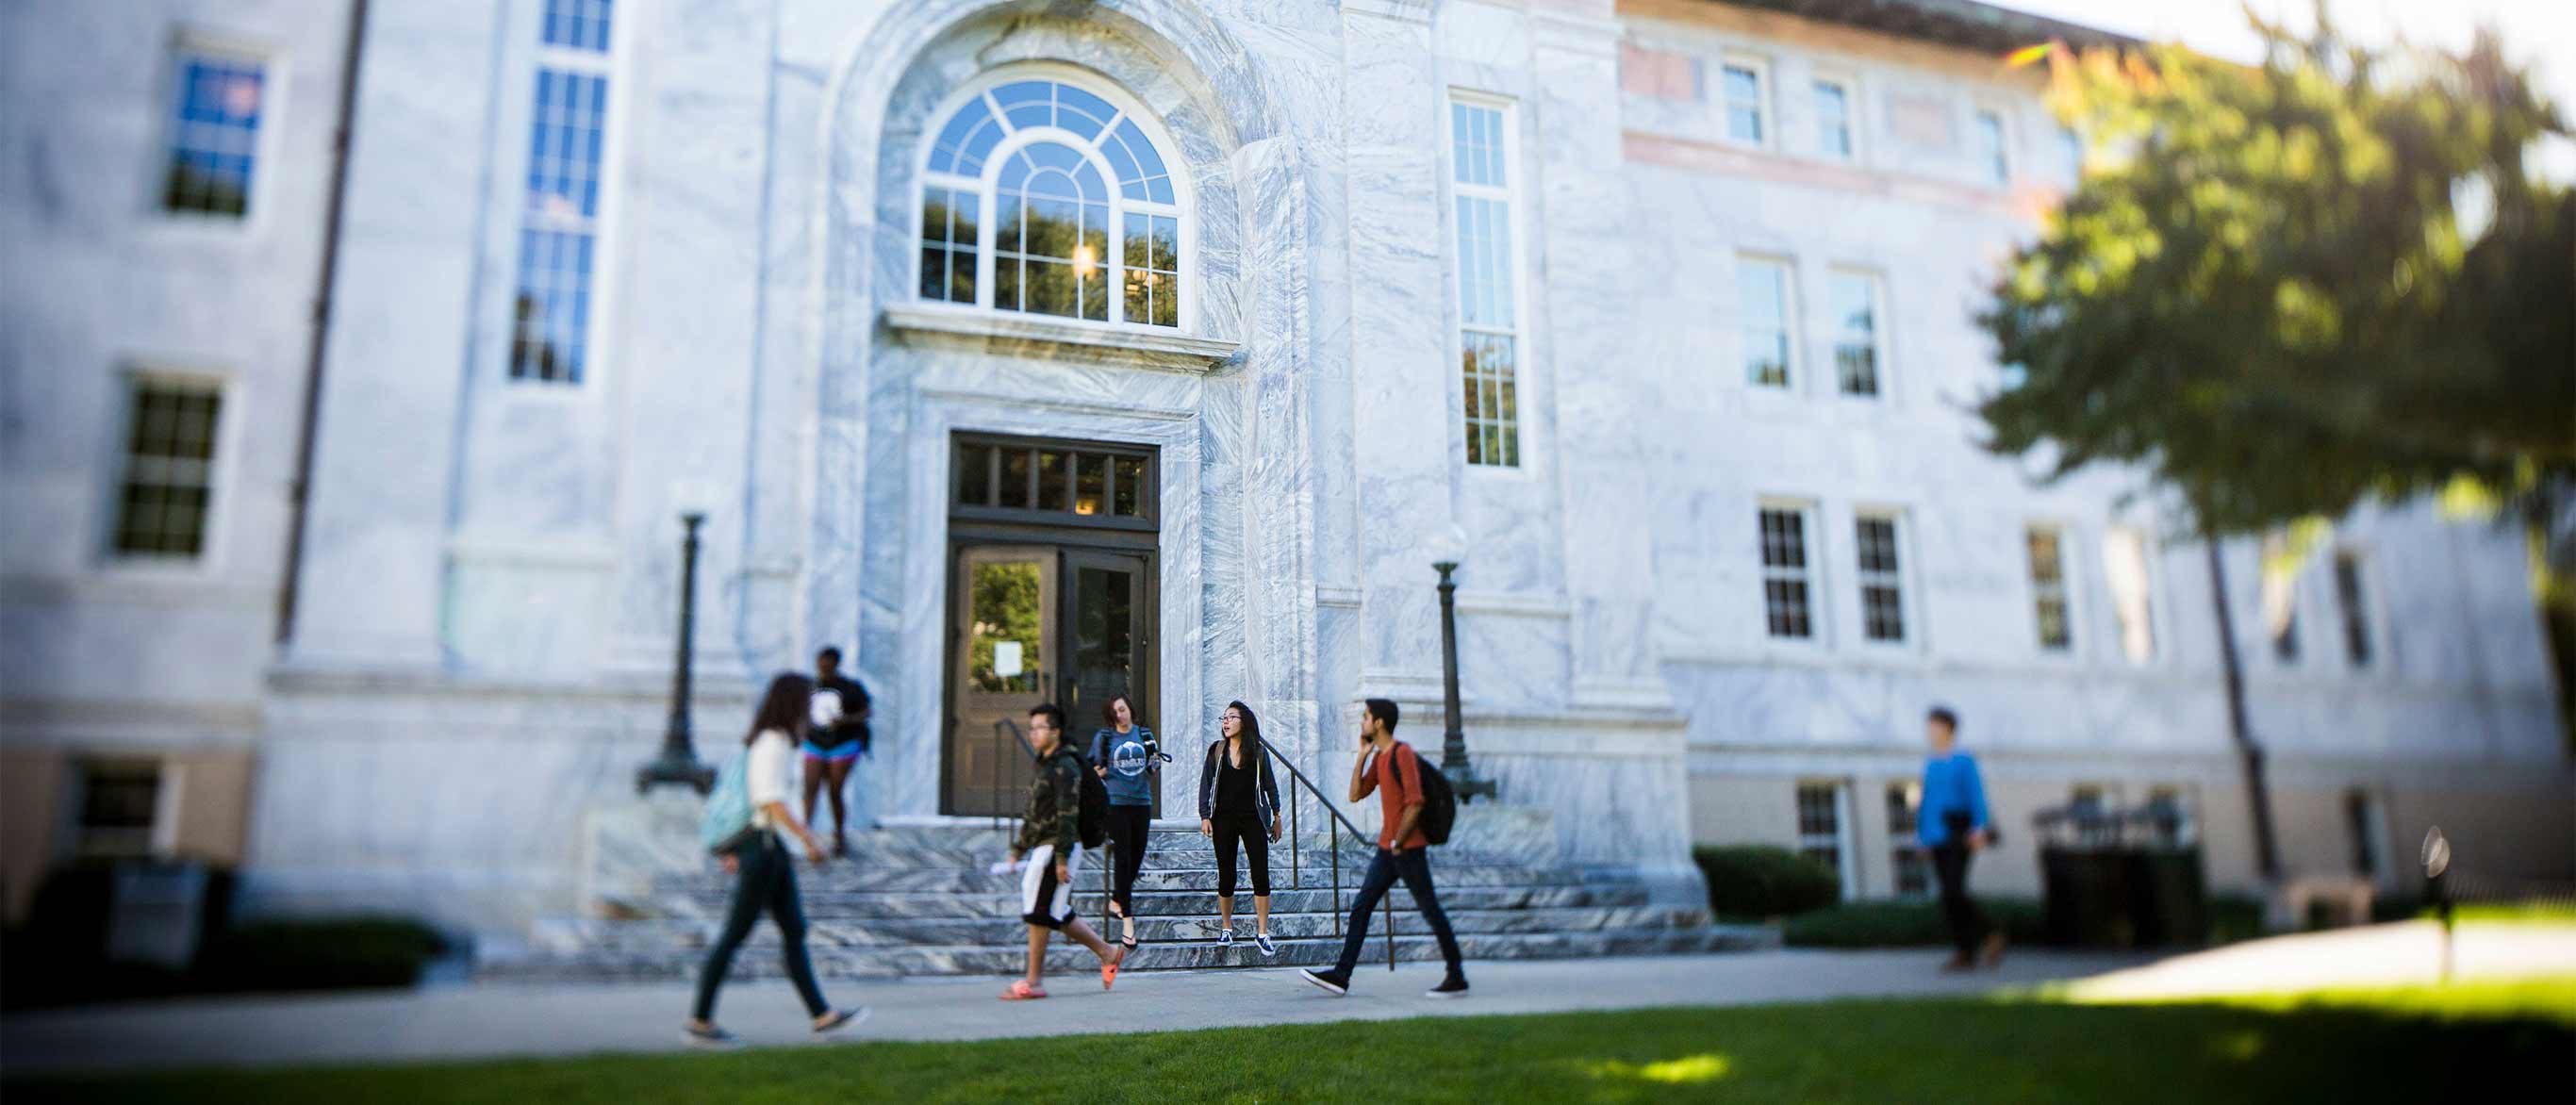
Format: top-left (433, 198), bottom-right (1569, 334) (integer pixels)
top-left (637, 511), bottom-right (716, 794)
top-left (1433, 559), bottom-right (1497, 803)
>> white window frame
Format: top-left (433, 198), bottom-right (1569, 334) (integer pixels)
top-left (1825, 267), bottom-right (1886, 398)
top-left (2025, 521), bottom-right (2077, 656)
top-left (1443, 89), bottom-right (1531, 472)
top-left (1795, 780), bottom-right (1858, 901)
top-left (2260, 532), bottom-right (2303, 666)
top-left (153, 30), bottom-right (286, 232)
top-left (1758, 498), bottom-right (1825, 645)
top-left (1973, 105), bottom-right (2012, 188)
top-left (1737, 254), bottom-right (1800, 391)
top-left (1718, 55), bottom-right (1773, 150)
top-left (1886, 781), bottom-right (1929, 899)
top-left (912, 64), bottom-right (1198, 337)
top-left (99, 366), bottom-right (237, 575)
top-left (2103, 524), bottom-right (2161, 666)
top-left (504, 0), bottom-right (632, 390)
top-left (1811, 74), bottom-right (1861, 163)
top-left (1852, 508), bottom-right (1914, 647)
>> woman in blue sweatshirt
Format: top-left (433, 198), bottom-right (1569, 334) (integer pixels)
top-left (1918, 705), bottom-right (2003, 971)
top-left (1087, 694), bottom-right (1163, 951)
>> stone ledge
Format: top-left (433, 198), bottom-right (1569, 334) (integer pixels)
top-left (882, 305), bottom-right (1240, 371)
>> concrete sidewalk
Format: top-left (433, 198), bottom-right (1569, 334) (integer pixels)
top-left (3, 948), bottom-right (2146, 1076)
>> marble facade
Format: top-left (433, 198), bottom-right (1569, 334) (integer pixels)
top-left (4, 0), bottom-right (2566, 939)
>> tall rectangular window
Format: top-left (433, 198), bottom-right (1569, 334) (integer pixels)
top-left (1813, 79), bottom-right (1854, 160)
top-left (1795, 782), bottom-right (1849, 898)
top-left (75, 760), bottom-right (164, 859)
top-left (1973, 108), bottom-right (2009, 186)
top-left (1451, 97), bottom-right (1521, 468)
top-left (919, 186), bottom-right (979, 305)
top-left (1855, 513), bottom-right (1907, 643)
top-left (1886, 783), bottom-right (1927, 897)
top-left (2145, 785), bottom-right (2195, 849)
top-left (112, 379), bottom-right (223, 560)
top-left (2335, 551), bottom-right (2373, 667)
top-left (2027, 525), bottom-right (2072, 651)
top-left (1722, 62), bottom-right (1765, 144)
top-left (164, 49), bottom-right (266, 218)
top-left (1828, 270), bottom-right (1881, 396)
top-left (2345, 789), bottom-right (2385, 878)
top-left (510, 0), bottom-right (618, 385)
top-left (2057, 125), bottom-right (2085, 184)
top-left (1739, 256), bottom-right (1794, 388)
top-left (2104, 526), bottom-right (2157, 663)
top-left (1759, 504), bottom-right (1816, 640)
top-left (2261, 532), bottom-right (2301, 663)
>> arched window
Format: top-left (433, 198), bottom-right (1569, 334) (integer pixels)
top-left (918, 76), bottom-right (1183, 329)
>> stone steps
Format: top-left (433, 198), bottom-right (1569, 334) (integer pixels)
top-left (493, 924), bottom-right (1773, 982)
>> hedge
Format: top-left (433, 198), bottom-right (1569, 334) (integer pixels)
top-left (1694, 845), bottom-right (1841, 918)
top-left (1781, 899), bottom-right (2046, 948)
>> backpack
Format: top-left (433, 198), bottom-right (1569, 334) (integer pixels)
top-left (700, 750), bottom-right (757, 855)
top-left (1409, 744), bottom-right (1460, 847)
top-left (1071, 748), bottom-right (1111, 850)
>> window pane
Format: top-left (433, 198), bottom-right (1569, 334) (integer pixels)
top-left (999, 448), bottom-right (1032, 509)
top-left (1074, 454), bottom-right (1107, 516)
top-left (2105, 527), bottom-right (2156, 663)
top-left (955, 444), bottom-right (993, 507)
top-left (1815, 81), bottom-right (1850, 158)
top-left (1976, 110), bottom-right (2008, 185)
top-left (1740, 259), bottom-right (1790, 388)
top-left (1112, 454), bottom-right (1146, 517)
top-left (2335, 552), bottom-right (2371, 666)
top-left (114, 383), bottom-right (222, 559)
top-left (165, 55), bottom-right (264, 217)
top-left (1037, 450), bottom-right (1070, 511)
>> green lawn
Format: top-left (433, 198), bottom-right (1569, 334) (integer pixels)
top-left (13, 981), bottom-right (2572, 1104)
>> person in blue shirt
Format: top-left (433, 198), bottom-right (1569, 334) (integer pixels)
top-left (1918, 705), bottom-right (2005, 971)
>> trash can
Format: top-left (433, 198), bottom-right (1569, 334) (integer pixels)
top-left (2035, 806), bottom-right (2206, 948)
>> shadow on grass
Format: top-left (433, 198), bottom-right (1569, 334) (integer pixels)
top-left (8, 995), bottom-right (2569, 1104)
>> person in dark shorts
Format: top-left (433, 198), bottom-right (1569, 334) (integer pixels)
top-left (1001, 702), bottom-right (1127, 1000)
top-left (803, 647), bottom-right (872, 856)
top-left (1299, 698), bottom-right (1466, 998)
top-left (1197, 701), bottom-right (1280, 956)
top-left (1088, 693), bottom-right (1164, 952)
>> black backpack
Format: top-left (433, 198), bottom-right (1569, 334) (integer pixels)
top-left (1408, 744), bottom-right (1459, 847)
top-left (1073, 750), bottom-right (1111, 849)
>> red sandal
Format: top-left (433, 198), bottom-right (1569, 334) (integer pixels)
top-left (1000, 980), bottom-right (1049, 1000)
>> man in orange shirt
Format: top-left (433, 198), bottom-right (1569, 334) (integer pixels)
top-left (1299, 699), bottom-right (1468, 998)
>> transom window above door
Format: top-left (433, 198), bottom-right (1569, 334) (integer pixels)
top-left (917, 75), bottom-right (1184, 329)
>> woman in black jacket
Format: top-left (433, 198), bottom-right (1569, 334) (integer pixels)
top-left (1197, 701), bottom-right (1281, 956)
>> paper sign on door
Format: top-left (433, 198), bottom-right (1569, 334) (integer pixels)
top-left (994, 641), bottom-right (1024, 678)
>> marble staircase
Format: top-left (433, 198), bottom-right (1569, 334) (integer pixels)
top-left (488, 814), bottom-right (1771, 981)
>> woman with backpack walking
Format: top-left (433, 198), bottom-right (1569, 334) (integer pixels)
top-left (1197, 701), bottom-right (1281, 956)
top-left (685, 672), bottom-right (866, 1046)
top-left (1087, 693), bottom-right (1164, 953)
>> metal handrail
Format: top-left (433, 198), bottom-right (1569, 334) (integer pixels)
top-left (1259, 742), bottom-right (1397, 972)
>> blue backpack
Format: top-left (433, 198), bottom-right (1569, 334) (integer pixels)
top-left (700, 750), bottom-right (756, 855)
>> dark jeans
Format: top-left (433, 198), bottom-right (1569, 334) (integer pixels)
top-left (1931, 842), bottom-right (1990, 959)
top-left (691, 835), bottom-right (828, 1022)
top-left (1213, 812), bottom-right (1272, 899)
top-left (1108, 804), bottom-right (1151, 915)
top-left (1331, 847), bottom-right (1462, 978)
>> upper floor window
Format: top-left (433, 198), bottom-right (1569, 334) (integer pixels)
top-left (1722, 61), bottom-right (1766, 145)
top-left (1759, 503), bottom-right (1817, 639)
top-left (510, 0), bottom-right (619, 385)
top-left (2056, 125), bottom-right (2085, 184)
top-left (1739, 256), bottom-right (1795, 388)
top-left (918, 76), bottom-right (1183, 330)
top-left (1855, 513), bottom-right (1908, 643)
top-left (2334, 550), bottom-right (2373, 667)
top-left (1450, 96), bottom-right (1522, 468)
top-left (2026, 524), bottom-right (2072, 651)
top-left (2104, 526), bottom-right (2157, 663)
top-left (164, 48), bottom-right (266, 218)
top-left (1828, 269), bottom-right (1881, 396)
top-left (2261, 531), bottom-right (2301, 663)
top-left (112, 376), bottom-right (224, 561)
top-left (1973, 108), bottom-right (2010, 187)
top-left (1813, 79), bottom-right (1855, 161)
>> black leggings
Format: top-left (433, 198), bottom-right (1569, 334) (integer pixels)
top-left (1107, 804), bottom-right (1150, 915)
top-left (692, 835), bottom-right (827, 1022)
top-left (1213, 813), bottom-right (1271, 899)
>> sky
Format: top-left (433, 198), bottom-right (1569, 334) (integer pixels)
top-left (2001, 0), bottom-right (2576, 175)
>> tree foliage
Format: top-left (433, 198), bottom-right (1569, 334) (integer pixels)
top-left (1976, 3), bottom-right (2573, 539)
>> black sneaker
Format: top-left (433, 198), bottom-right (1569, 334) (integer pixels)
top-left (1298, 967), bottom-right (1349, 997)
top-left (685, 1022), bottom-right (737, 1047)
top-left (1425, 974), bottom-right (1469, 998)
top-left (813, 1007), bottom-right (868, 1035)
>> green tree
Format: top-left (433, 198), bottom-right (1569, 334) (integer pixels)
top-left (1979, 6), bottom-right (2571, 536)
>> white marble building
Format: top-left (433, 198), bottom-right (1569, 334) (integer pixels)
top-left (4, 0), bottom-right (2567, 937)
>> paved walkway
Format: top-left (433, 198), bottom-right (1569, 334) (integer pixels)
top-left (6, 921), bottom-right (2568, 1077)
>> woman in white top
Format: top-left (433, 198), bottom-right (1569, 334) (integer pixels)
top-left (686, 672), bottom-right (865, 1046)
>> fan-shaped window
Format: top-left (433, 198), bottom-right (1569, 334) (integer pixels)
top-left (918, 76), bottom-right (1183, 329)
